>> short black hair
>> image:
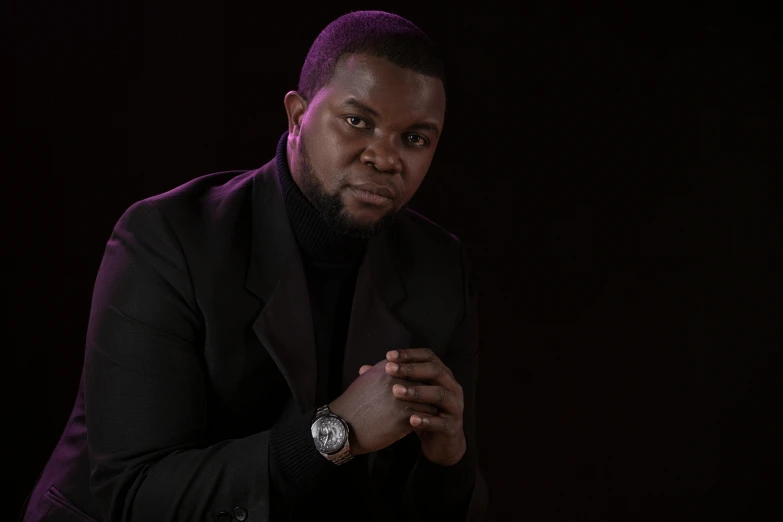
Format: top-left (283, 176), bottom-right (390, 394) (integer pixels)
top-left (298, 10), bottom-right (446, 103)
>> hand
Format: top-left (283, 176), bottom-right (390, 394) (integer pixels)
top-left (360, 348), bottom-right (467, 466)
top-left (329, 360), bottom-right (439, 456)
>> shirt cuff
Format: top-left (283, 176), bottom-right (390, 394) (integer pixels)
top-left (268, 407), bottom-right (337, 500)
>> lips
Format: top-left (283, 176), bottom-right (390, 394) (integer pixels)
top-left (351, 182), bottom-right (395, 200)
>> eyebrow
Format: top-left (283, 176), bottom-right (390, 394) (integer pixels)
top-left (341, 98), bottom-right (380, 118)
top-left (340, 97), bottom-right (440, 139)
top-left (407, 122), bottom-right (440, 139)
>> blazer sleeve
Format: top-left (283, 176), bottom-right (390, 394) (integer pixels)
top-left (84, 199), bottom-right (271, 521)
top-left (401, 239), bottom-right (490, 522)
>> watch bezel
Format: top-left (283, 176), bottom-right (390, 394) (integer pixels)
top-left (311, 414), bottom-right (348, 455)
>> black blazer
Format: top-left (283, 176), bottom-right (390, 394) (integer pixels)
top-left (21, 157), bottom-right (488, 522)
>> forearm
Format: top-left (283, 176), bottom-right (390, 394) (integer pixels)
top-left (89, 389), bottom-right (338, 522)
top-left (99, 433), bottom-right (271, 521)
top-left (85, 337), bottom-right (277, 521)
top-left (403, 438), bottom-right (479, 521)
top-left (401, 240), bottom-right (485, 520)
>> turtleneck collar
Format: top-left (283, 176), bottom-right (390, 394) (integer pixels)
top-left (276, 132), bottom-right (368, 265)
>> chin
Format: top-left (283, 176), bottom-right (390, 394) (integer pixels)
top-left (348, 207), bottom-right (392, 223)
top-left (336, 208), bottom-right (395, 238)
top-left (343, 213), bottom-right (382, 230)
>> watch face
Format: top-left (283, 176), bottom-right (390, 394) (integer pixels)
top-left (311, 416), bottom-right (346, 454)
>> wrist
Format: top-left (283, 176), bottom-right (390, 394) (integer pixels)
top-left (422, 435), bottom-right (467, 466)
top-left (328, 401), bottom-right (368, 456)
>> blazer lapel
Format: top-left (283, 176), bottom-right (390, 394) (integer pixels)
top-left (252, 248), bottom-right (318, 414)
top-left (244, 160), bottom-right (316, 414)
top-left (245, 159), bottom-right (412, 414)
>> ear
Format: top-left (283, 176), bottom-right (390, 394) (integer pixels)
top-left (283, 91), bottom-right (307, 147)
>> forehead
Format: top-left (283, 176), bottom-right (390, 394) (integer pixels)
top-left (319, 53), bottom-right (446, 121)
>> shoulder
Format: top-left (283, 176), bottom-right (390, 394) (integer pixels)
top-left (389, 207), bottom-right (467, 267)
top-left (116, 161), bottom-right (273, 233)
top-left (388, 206), bottom-right (470, 304)
top-left (387, 209), bottom-right (476, 356)
top-left (144, 168), bottom-right (257, 210)
top-left (394, 207), bottom-right (464, 249)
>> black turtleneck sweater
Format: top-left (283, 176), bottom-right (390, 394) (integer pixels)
top-left (268, 133), bottom-right (477, 520)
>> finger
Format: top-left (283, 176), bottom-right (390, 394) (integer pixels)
top-left (402, 402), bottom-right (439, 417)
top-left (386, 348), bottom-right (437, 363)
top-left (408, 412), bottom-right (462, 437)
top-left (385, 360), bottom-right (458, 394)
top-left (359, 365), bottom-right (373, 375)
top-left (392, 384), bottom-right (463, 415)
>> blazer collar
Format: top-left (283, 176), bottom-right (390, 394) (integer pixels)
top-left (245, 158), bottom-right (410, 413)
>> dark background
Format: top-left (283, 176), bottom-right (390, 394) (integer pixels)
top-left (7, 1), bottom-right (781, 520)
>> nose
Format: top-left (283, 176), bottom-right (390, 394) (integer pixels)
top-left (360, 136), bottom-right (402, 174)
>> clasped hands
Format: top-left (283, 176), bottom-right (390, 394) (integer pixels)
top-left (359, 348), bottom-right (467, 466)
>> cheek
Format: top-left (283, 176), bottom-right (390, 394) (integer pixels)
top-left (306, 122), bottom-right (361, 183)
top-left (401, 155), bottom-right (435, 195)
top-left (302, 136), bottom-right (340, 185)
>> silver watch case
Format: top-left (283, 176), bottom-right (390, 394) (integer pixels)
top-left (311, 405), bottom-right (354, 465)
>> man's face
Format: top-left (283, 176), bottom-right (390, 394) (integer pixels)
top-left (285, 53), bottom-right (446, 238)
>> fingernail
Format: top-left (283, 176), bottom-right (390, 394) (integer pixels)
top-left (411, 416), bottom-right (422, 426)
top-left (387, 351), bottom-right (398, 360)
top-left (394, 385), bottom-right (406, 394)
top-left (387, 362), bottom-right (399, 373)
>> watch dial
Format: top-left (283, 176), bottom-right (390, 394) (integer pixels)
top-left (312, 416), bottom-right (346, 453)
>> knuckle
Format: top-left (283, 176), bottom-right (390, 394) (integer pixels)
top-left (437, 386), bottom-right (446, 404)
top-left (442, 419), bottom-right (452, 434)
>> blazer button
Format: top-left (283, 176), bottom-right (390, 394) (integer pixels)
top-left (216, 511), bottom-right (234, 522)
top-left (233, 506), bottom-right (248, 521)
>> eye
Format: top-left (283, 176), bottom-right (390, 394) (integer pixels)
top-left (345, 116), bottom-right (369, 129)
top-left (405, 134), bottom-right (428, 147)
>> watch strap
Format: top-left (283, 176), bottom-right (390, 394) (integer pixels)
top-left (314, 404), bottom-right (332, 420)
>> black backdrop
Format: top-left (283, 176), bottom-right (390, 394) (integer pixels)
top-left (7, 1), bottom-right (781, 520)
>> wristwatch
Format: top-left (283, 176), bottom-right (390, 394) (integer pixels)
top-left (311, 404), bottom-right (354, 465)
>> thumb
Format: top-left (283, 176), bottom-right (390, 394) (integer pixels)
top-left (359, 365), bottom-right (373, 375)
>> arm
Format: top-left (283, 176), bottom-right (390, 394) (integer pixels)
top-left (400, 242), bottom-right (489, 521)
top-left (84, 200), bottom-right (336, 521)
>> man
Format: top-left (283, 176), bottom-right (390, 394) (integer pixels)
top-left (20, 10), bottom-right (487, 522)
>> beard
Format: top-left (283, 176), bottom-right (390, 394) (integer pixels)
top-left (295, 139), bottom-right (397, 239)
